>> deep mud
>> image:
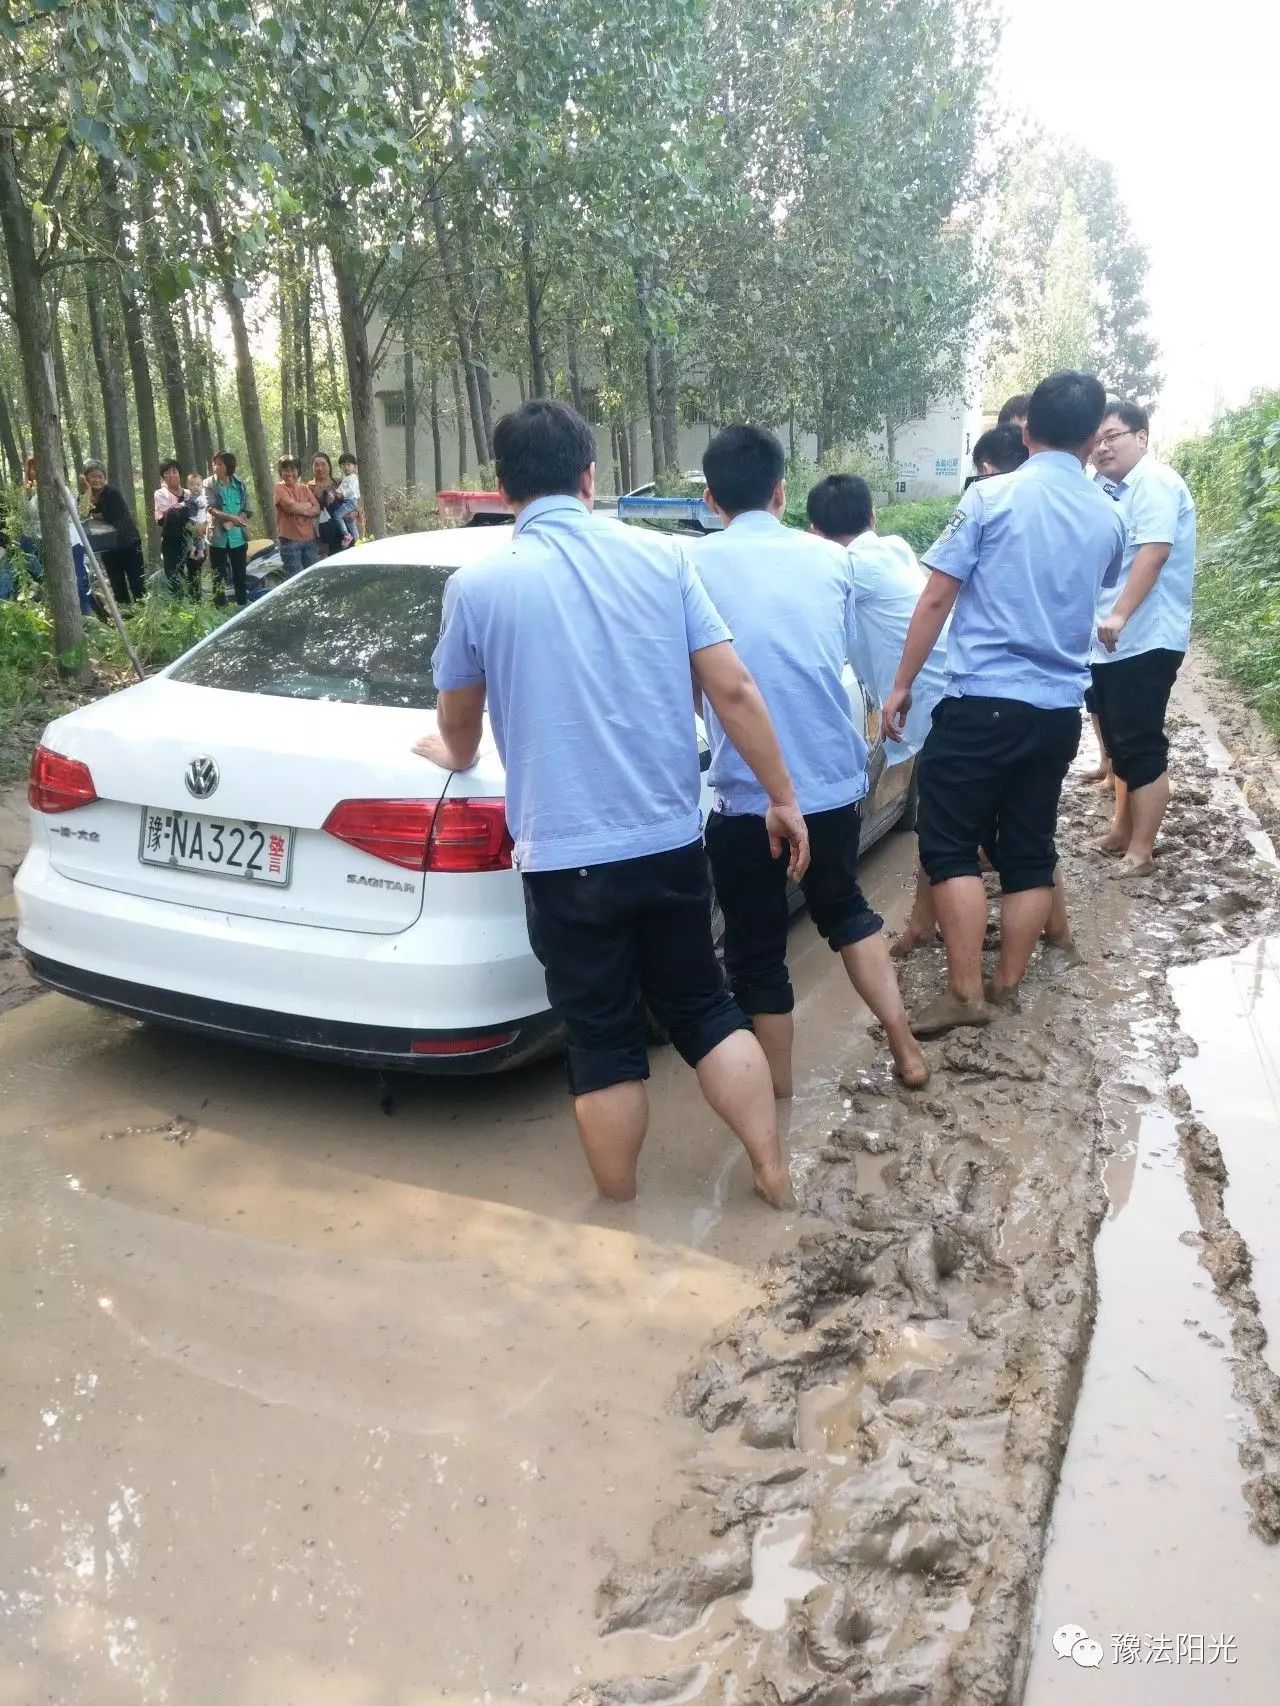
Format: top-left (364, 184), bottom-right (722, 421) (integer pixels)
top-left (572, 688), bottom-right (1280, 1706)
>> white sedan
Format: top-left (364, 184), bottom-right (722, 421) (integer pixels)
top-left (16, 525), bottom-right (916, 1073)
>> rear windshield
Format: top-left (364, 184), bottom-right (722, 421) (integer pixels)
top-left (169, 562), bottom-right (453, 708)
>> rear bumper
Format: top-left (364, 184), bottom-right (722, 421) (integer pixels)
top-left (23, 951), bottom-right (563, 1073)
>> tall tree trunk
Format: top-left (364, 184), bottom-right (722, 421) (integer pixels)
top-left (450, 363), bottom-right (468, 482)
top-left (403, 346), bottom-right (417, 488)
top-left (439, 0), bottom-right (494, 459)
top-left (516, 371), bottom-right (527, 405)
top-left (609, 424), bottom-right (621, 494)
top-left (201, 294), bottom-right (227, 455)
top-left (142, 182), bottom-right (196, 475)
top-left (627, 419), bottom-right (637, 491)
top-left (885, 417), bottom-right (897, 472)
top-left (328, 233), bottom-right (385, 537)
top-left (120, 276), bottom-right (161, 562)
top-left (299, 262), bottom-right (319, 453)
top-left (0, 373), bottom-right (22, 481)
top-left (50, 310), bottom-right (83, 477)
top-left (633, 265), bottom-right (664, 478)
top-left (72, 279), bottom-right (104, 463)
top-left (279, 272), bottom-right (294, 457)
top-left (788, 404), bottom-right (796, 461)
top-left (430, 366), bottom-right (443, 494)
top-left (203, 198), bottom-right (274, 537)
top-left (98, 157), bottom-right (161, 556)
top-left (289, 277), bottom-right (306, 461)
top-left (658, 338), bottom-right (679, 471)
top-left (314, 254), bottom-right (350, 451)
top-left (620, 421), bottom-right (633, 492)
top-left (521, 229), bottom-right (549, 397)
top-left (566, 316), bottom-right (585, 416)
top-left (177, 296), bottom-right (207, 468)
top-left (0, 136), bottom-right (85, 668)
top-left (86, 268), bottom-right (136, 513)
top-left (428, 191), bottom-right (487, 465)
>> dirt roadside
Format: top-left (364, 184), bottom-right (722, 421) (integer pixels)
top-left (570, 674), bottom-right (1280, 1705)
top-left (0, 780), bottom-right (35, 1013)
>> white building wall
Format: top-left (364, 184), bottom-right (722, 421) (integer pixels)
top-left (373, 336), bottom-right (975, 502)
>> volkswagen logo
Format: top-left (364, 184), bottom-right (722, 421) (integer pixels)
top-left (184, 756), bottom-right (220, 799)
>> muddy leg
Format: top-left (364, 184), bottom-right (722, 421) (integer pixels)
top-left (574, 1081), bottom-right (649, 1201)
top-left (1100, 776), bottom-right (1132, 855)
top-left (695, 1030), bottom-right (790, 1206)
top-left (930, 876), bottom-right (987, 1001)
top-left (839, 934), bottom-right (929, 1086)
top-left (1081, 714), bottom-right (1113, 784)
top-left (1118, 773), bottom-right (1169, 873)
top-left (891, 863), bottom-right (936, 959)
top-left (991, 887), bottom-right (1054, 996)
top-left (750, 1011), bottom-right (794, 1100)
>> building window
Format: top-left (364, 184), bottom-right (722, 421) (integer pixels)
top-left (910, 391), bottom-right (930, 422)
top-left (382, 393), bottom-right (406, 428)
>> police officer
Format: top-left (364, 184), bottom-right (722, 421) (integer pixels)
top-left (1091, 399), bottom-right (1198, 878)
top-left (695, 429), bottom-right (929, 1100)
top-left (421, 400), bottom-right (807, 1206)
top-left (883, 372), bottom-right (1125, 1036)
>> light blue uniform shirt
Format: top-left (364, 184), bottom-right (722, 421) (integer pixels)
top-left (922, 451), bottom-right (1126, 710)
top-left (1092, 454), bottom-right (1197, 663)
top-left (692, 511), bottom-right (868, 816)
top-left (846, 532), bottom-right (950, 766)
top-left (431, 495), bottom-right (731, 872)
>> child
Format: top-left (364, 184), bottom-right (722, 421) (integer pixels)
top-left (334, 452), bottom-right (361, 544)
top-left (184, 472), bottom-right (209, 597)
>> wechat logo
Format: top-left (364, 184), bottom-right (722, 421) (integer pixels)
top-left (1053, 1623), bottom-right (1105, 1668)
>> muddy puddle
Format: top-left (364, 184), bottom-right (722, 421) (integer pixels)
top-left (5, 675), bottom-right (1280, 1706)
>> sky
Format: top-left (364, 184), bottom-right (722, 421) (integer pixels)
top-left (997, 0), bottom-right (1280, 440)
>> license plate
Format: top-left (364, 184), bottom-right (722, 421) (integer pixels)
top-left (139, 808), bottom-right (294, 886)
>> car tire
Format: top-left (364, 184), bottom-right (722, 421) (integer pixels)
top-left (894, 768), bottom-right (920, 833)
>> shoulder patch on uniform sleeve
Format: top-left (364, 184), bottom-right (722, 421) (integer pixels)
top-left (938, 507), bottom-right (967, 542)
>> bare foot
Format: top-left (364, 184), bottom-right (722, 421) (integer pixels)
top-left (1112, 855), bottom-right (1155, 880)
top-left (1097, 833), bottom-right (1128, 857)
top-left (983, 979), bottom-right (1021, 1009)
top-left (890, 926), bottom-right (934, 961)
top-left (1078, 764), bottom-right (1109, 784)
top-left (1041, 933), bottom-right (1085, 969)
top-left (910, 991), bottom-right (994, 1038)
top-left (892, 1042), bottom-right (931, 1089)
top-left (752, 1161), bottom-right (793, 1208)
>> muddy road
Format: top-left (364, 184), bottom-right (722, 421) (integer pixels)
top-left (2, 655), bottom-right (1279, 1705)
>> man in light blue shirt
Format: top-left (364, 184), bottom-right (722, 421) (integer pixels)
top-left (883, 371), bottom-right (1125, 1036)
top-left (422, 400), bottom-right (807, 1207)
top-left (1091, 399), bottom-right (1197, 878)
top-left (695, 426), bottom-right (928, 1099)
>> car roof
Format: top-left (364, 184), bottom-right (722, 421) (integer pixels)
top-left (339, 524), bottom-right (515, 568)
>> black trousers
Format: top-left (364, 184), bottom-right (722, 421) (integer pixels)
top-left (705, 801), bottom-right (882, 1015)
top-left (211, 543), bottom-right (248, 606)
top-left (917, 695), bottom-right (1081, 893)
top-left (102, 543), bottom-right (146, 605)
top-left (522, 841), bottom-right (749, 1095)
top-left (1090, 649), bottom-right (1184, 789)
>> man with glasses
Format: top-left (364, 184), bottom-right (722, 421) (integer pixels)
top-left (1091, 400), bottom-right (1197, 879)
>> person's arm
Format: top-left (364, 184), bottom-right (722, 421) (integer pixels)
top-left (691, 640), bottom-right (809, 880)
top-left (418, 576), bottom-right (486, 769)
top-left (414, 684), bottom-right (486, 770)
top-left (1096, 543), bottom-right (1170, 652)
top-left (883, 570), bottom-right (962, 739)
top-left (275, 484), bottom-right (320, 518)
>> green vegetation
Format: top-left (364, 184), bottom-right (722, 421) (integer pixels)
top-left (0, 588), bottom-right (232, 784)
top-left (1173, 392), bottom-right (1280, 733)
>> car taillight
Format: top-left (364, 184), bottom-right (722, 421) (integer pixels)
top-left (411, 1029), bottom-right (519, 1056)
top-left (322, 799), bottom-right (436, 870)
top-left (321, 797), bottom-right (513, 873)
top-left (28, 745), bottom-right (98, 813)
top-left (427, 798), bottom-right (513, 873)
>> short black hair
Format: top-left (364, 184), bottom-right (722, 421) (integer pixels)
top-left (159, 457), bottom-right (182, 479)
top-left (997, 393), bottom-right (1031, 425)
top-left (1025, 372), bottom-right (1107, 451)
top-left (971, 422), bottom-right (1028, 475)
top-left (703, 424), bottom-right (785, 517)
top-left (339, 452), bottom-right (358, 469)
top-left (1103, 398), bottom-right (1150, 436)
top-left (493, 400), bottom-right (596, 503)
top-left (277, 455), bottom-right (300, 475)
top-left (806, 473), bottom-right (874, 539)
top-left (213, 449), bottom-right (237, 475)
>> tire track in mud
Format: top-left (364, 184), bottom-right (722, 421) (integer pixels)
top-left (572, 709), bottom-right (1279, 1706)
